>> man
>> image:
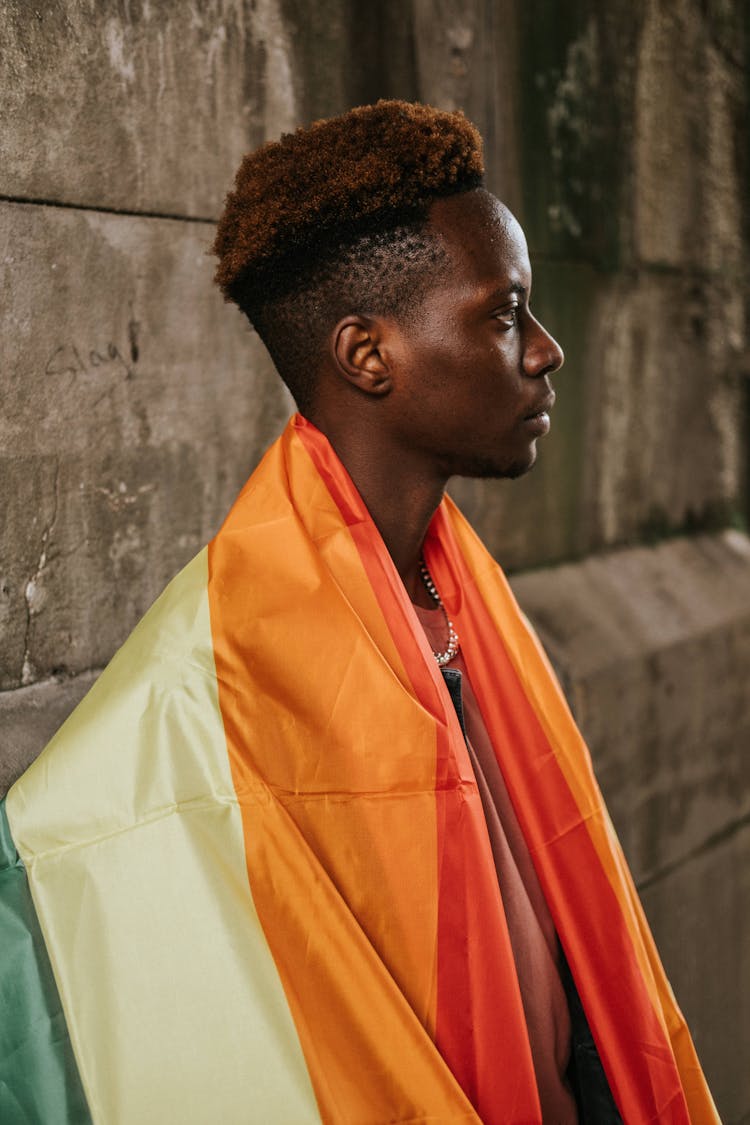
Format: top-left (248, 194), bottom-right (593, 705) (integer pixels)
top-left (1, 101), bottom-right (717, 1123)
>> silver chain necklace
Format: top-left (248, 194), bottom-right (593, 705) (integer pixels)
top-left (419, 558), bottom-right (460, 667)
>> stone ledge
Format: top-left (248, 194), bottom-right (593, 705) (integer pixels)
top-left (638, 821), bottom-right (750, 1124)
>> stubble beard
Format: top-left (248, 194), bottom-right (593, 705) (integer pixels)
top-left (450, 445), bottom-right (538, 482)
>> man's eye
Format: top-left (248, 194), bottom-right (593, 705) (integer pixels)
top-left (494, 307), bottom-right (519, 329)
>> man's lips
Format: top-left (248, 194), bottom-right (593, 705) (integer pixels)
top-left (523, 392), bottom-right (556, 421)
top-left (522, 393), bottom-right (556, 436)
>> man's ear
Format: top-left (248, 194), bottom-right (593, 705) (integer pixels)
top-left (330, 315), bottom-right (393, 396)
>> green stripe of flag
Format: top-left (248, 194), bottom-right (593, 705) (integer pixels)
top-left (0, 797), bottom-right (92, 1125)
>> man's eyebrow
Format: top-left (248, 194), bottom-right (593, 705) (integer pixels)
top-left (484, 282), bottom-right (528, 302)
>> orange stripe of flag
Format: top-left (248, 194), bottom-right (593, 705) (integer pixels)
top-left (297, 419), bottom-right (543, 1124)
top-left (209, 424), bottom-right (480, 1122)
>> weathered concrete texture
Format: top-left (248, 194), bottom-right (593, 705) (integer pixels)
top-left (0, 201), bottom-right (292, 690)
top-left (576, 267), bottom-right (746, 551)
top-left (517, 0), bottom-right (746, 279)
top-left (634, 0), bottom-right (746, 274)
top-left (517, 4), bottom-right (641, 267)
top-left (413, 0), bottom-right (523, 215)
top-left (278, 0), bottom-right (418, 125)
top-left (511, 530), bottom-right (750, 885)
top-left (0, 0), bottom-right (420, 218)
top-left (0, 672), bottom-right (99, 796)
top-left (640, 823), bottom-right (750, 1124)
top-left (0, 0), bottom-right (292, 216)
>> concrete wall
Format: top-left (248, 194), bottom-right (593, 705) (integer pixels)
top-left (1, 2), bottom-right (748, 1118)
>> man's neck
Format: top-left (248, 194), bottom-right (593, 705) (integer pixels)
top-left (363, 483), bottom-right (444, 608)
top-left (307, 415), bottom-right (447, 607)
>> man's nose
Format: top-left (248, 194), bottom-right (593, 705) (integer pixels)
top-left (524, 317), bottom-right (564, 378)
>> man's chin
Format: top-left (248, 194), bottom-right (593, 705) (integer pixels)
top-left (453, 448), bottom-right (538, 481)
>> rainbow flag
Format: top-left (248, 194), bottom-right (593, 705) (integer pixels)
top-left (1, 416), bottom-right (718, 1123)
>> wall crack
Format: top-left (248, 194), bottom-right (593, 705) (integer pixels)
top-left (21, 460), bottom-right (61, 686)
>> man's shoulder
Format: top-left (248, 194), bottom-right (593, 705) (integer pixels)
top-left (7, 547), bottom-right (230, 856)
top-left (89, 546), bottom-right (216, 701)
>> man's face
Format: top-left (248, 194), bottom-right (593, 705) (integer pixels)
top-left (384, 189), bottom-right (564, 480)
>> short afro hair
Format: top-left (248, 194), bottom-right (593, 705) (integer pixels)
top-left (213, 100), bottom-right (485, 411)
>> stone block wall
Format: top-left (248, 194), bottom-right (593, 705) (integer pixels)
top-left (1, 1), bottom-right (748, 1118)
